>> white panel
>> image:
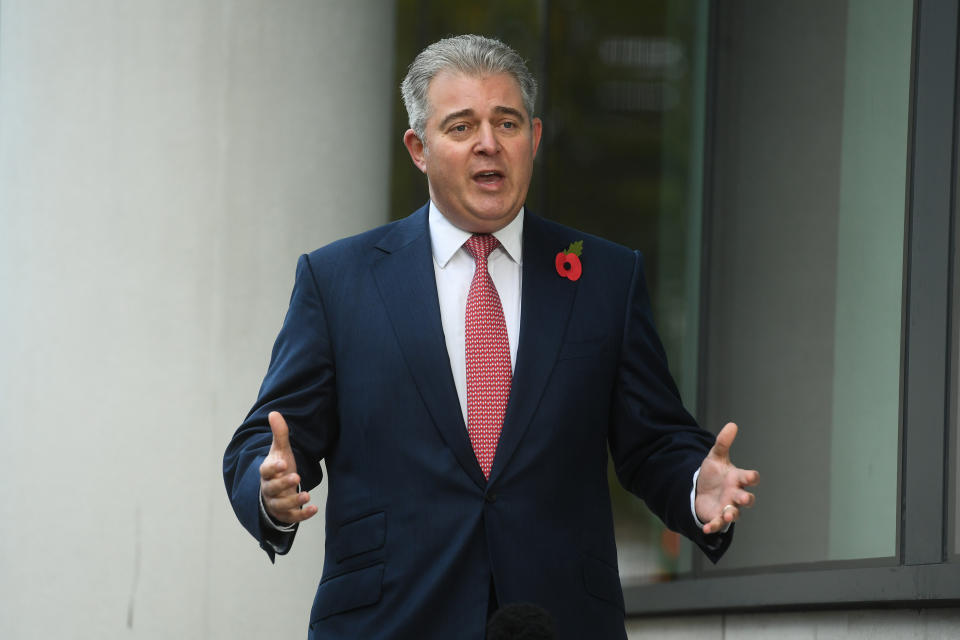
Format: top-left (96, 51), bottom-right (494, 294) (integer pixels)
top-left (626, 615), bottom-right (723, 639)
top-left (0, 1), bottom-right (395, 638)
top-left (630, 609), bottom-right (960, 640)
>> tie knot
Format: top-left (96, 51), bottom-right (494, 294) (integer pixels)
top-left (464, 234), bottom-right (500, 262)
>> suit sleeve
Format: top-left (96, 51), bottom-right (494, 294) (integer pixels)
top-left (222, 253), bottom-right (339, 560)
top-left (608, 250), bottom-right (732, 562)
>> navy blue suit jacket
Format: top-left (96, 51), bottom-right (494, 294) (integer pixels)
top-left (223, 205), bottom-right (730, 639)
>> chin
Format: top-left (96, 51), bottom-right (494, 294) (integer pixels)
top-left (475, 213), bottom-right (517, 230)
top-left (474, 203), bottom-right (519, 221)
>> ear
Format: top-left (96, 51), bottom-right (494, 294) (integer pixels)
top-left (531, 117), bottom-right (543, 158)
top-left (403, 129), bottom-right (428, 174)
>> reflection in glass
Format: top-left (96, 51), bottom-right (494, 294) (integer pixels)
top-left (703, 0), bottom-right (911, 569)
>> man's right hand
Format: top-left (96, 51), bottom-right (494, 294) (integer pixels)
top-left (259, 411), bottom-right (319, 525)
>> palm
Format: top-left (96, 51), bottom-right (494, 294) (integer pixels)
top-left (694, 422), bottom-right (759, 534)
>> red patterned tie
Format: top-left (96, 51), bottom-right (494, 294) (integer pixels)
top-left (464, 234), bottom-right (511, 479)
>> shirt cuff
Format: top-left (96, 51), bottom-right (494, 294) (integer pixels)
top-left (259, 486), bottom-right (298, 533)
top-left (691, 467), bottom-right (732, 534)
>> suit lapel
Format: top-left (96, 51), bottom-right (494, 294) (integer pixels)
top-left (372, 207), bottom-right (487, 489)
top-left (489, 212), bottom-right (579, 484)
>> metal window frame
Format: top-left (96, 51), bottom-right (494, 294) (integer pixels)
top-left (625, 0), bottom-right (960, 615)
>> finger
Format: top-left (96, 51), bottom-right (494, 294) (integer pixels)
top-left (268, 411), bottom-right (292, 455)
top-left (278, 503), bottom-right (319, 523)
top-left (703, 502), bottom-right (741, 534)
top-left (266, 494), bottom-right (319, 524)
top-left (710, 422), bottom-right (738, 459)
top-left (262, 472), bottom-right (300, 496)
top-left (738, 468), bottom-right (760, 487)
top-left (722, 503), bottom-right (740, 523)
top-left (262, 473), bottom-right (301, 498)
top-left (258, 456), bottom-right (288, 480)
top-left (702, 513), bottom-right (727, 534)
top-left (266, 489), bottom-right (310, 513)
top-left (731, 490), bottom-right (756, 509)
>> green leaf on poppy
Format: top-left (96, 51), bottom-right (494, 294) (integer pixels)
top-left (565, 240), bottom-right (583, 257)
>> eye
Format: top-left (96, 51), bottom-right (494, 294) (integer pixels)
top-left (502, 121), bottom-right (515, 129)
top-left (451, 124), bottom-right (468, 133)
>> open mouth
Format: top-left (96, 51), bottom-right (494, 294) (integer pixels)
top-left (473, 170), bottom-right (504, 185)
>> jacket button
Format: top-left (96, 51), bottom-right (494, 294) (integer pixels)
top-left (485, 492), bottom-right (497, 503)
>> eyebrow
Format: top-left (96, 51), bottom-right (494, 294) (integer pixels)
top-left (437, 106), bottom-right (527, 131)
top-left (494, 106), bottom-right (527, 123)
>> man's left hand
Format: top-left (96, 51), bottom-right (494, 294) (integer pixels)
top-left (695, 422), bottom-right (759, 534)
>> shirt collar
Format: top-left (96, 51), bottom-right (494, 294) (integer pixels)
top-left (428, 201), bottom-right (524, 268)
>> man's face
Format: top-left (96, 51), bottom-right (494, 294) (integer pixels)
top-left (403, 71), bottom-right (543, 234)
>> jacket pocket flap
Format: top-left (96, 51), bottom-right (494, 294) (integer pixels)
top-left (333, 511), bottom-right (386, 562)
top-left (582, 555), bottom-right (624, 611)
top-left (311, 563), bottom-right (384, 621)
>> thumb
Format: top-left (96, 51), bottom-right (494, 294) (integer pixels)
top-left (710, 422), bottom-right (738, 460)
top-left (268, 411), bottom-right (292, 456)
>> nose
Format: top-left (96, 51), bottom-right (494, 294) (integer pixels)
top-left (474, 122), bottom-right (499, 155)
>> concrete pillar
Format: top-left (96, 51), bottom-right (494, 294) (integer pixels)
top-left (0, 1), bottom-right (396, 637)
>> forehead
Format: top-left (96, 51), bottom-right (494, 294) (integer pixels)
top-left (425, 71), bottom-right (526, 118)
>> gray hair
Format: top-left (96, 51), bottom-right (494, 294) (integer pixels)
top-left (400, 34), bottom-right (538, 141)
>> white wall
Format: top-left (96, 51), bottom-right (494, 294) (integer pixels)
top-left (0, 1), bottom-right (395, 638)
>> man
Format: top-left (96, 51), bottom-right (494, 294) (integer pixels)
top-left (224, 34), bottom-right (758, 639)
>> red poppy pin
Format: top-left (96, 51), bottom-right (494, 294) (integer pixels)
top-left (555, 240), bottom-right (583, 281)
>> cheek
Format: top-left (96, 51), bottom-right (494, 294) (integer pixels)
top-left (427, 152), bottom-right (463, 181)
top-left (508, 145), bottom-right (535, 173)
top-left (432, 167), bottom-right (460, 189)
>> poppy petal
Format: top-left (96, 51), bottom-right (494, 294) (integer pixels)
top-left (566, 254), bottom-right (582, 281)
